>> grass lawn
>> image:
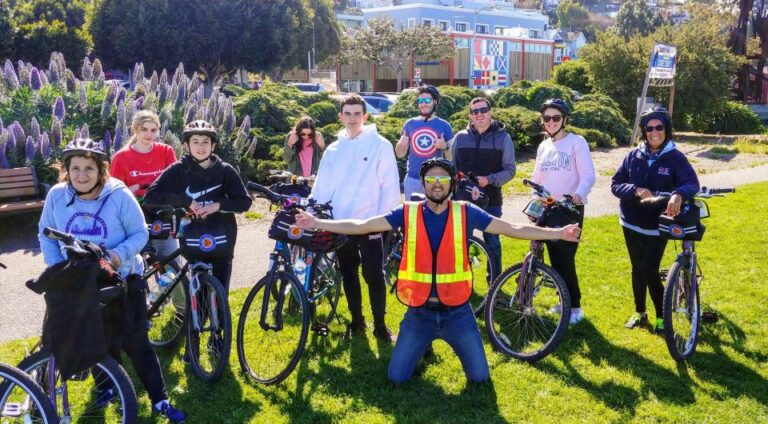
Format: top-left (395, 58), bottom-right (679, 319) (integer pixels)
top-left (2, 183), bottom-right (767, 423)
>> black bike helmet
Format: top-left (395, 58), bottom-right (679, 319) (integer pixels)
top-left (182, 120), bottom-right (218, 144)
top-left (417, 85), bottom-right (441, 106)
top-left (61, 138), bottom-right (108, 162)
top-left (419, 157), bottom-right (456, 180)
top-left (539, 98), bottom-right (571, 115)
top-left (639, 106), bottom-right (673, 142)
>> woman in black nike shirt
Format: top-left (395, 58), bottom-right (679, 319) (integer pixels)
top-left (144, 120), bottom-right (252, 292)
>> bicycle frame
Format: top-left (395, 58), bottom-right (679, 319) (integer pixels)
top-left (515, 241), bottom-right (547, 309)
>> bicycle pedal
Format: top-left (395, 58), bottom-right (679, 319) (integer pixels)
top-left (313, 323), bottom-right (329, 337)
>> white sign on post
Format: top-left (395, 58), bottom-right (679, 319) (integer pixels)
top-left (648, 43), bottom-right (677, 80)
top-left (414, 67), bottom-right (421, 80)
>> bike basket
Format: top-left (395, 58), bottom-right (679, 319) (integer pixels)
top-left (180, 221), bottom-right (230, 259)
top-left (454, 176), bottom-right (489, 209)
top-left (658, 203), bottom-right (705, 241)
top-left (542, 204), bottom-right (581, 228)
top-left (523, 198), bottom-right (546, 220)
top-left (143, 208), bottom-right (173, 240)
top-left (268, 208), bottom-right (345, 252)
top-left (270, 182), bottom-right (311, 205)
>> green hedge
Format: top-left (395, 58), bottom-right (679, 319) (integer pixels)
top-left (696, 101), bottom-right (766, 134)
top-left (551, 60), bottom-right (592, 94)
top-left (569, 126), bottom-right (614, 149)
top-left (571, 100), bottom-right (631, 145)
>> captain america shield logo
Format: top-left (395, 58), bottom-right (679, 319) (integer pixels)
top-left (410, 127), bottom-right (440, 158)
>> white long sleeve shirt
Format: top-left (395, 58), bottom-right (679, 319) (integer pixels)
top-left (310, 124), bottom-right (401, 220)
top-left (532, 133), bottom-right (596, 203)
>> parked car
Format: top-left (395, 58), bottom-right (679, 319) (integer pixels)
top-left (361, 95), bottom-right (395, 113)
top-left (106, 79), bottom-right (131, 90)
top-left (289, 83), bottom-right (325, 93)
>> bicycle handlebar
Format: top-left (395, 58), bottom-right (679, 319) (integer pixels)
top-left (43, 227), bottom-right (76, 245)
top-left (654, 187), bottom-right (735, 199)
top-left (522, 179), bottom-right (550, 198)
top-left (247, 181), bottom-right (333, 212)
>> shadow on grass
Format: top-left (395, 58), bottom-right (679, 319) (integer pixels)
top-left (690, 311), bottom-right (768, 406)
top-left (534, 320), bottom-right (696, 416)
top-left (259, 328), bottom-right (506, 423)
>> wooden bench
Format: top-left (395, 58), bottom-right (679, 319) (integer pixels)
top-left (0, 167), bottom-right (49, 215)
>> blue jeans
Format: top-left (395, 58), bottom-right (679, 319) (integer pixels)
top-left (483, 205), bottom-right (502, 276)
top-left (388, 303), bottom-right (489, 383)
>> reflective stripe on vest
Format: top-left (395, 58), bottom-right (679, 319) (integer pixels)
top-left (396, 201), bottom-right (473, 307)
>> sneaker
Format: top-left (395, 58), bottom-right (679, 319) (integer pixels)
top-left (654, 318), bottom-right (665, 334)
top-left (344, 320), bottom-right (367, 338)
top-left (373, 325), bottom-right (397, 343)
top-left (624, 312), bottom-right (649, 329)
top-left (94, 388), bottom-right (116, 409)
top-left (548, 304), bottom-right (562, 314)
top-left (155, 400), bottom-right (186, 423)
top-left (569, 308), bottom-right (585, 325)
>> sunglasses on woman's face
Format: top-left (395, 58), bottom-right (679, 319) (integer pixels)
top-left (542, 115), bottom-right (563, 123)
top-left (470, 106), bottom-right (490, 115)
top-left (416, 97), bottom-right (433, 104)
top-left (645, 125), bottom-right (665, 132)
top-left (300, 131), bottom-right (313, 137)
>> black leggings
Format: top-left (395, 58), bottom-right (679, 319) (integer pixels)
top-left (544, 205), bottom-right (584, 308)
top-left (106, 320), bottom-right (168, 404)
top-left (336, 233), bottom-right (387, 326)
top-left (622, 227), bottom-right (668, 318)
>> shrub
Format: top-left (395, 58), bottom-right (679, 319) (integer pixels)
top-left (696, 101), bottom-right (765, 134)
top-left (569, 126), bottom-right (615, 148)
top-left (307, 101), bottom-right (338, 127)
top-left (551, 60), bottom-right (592, 94)
top-left (571, 100), bottom-right (631, 145)
top-left (524, 81), bottom-right (573, 111)
top-left (231, 90), bottom-right (306, 135)
top-left (492, 80), bottom-right (532, 109)
top-left (448, 105), bottom-right (542, 149)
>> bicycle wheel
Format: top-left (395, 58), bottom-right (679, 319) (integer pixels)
top-left (663, 261), bottom-right (700, 361)
top-left (0, 362), bottom-right (57, 423)
top-left (15, 349), bottom-right (138, 423)
top-left (146, 260), bottom-right (189, 349)
top-left (186, 274), bottom-right (232, 382)
top-left (382, 229), bottom-right (403, 288)
top-left (310, 252), bottom-right (342, 326)
top-left (237, 270), bottom-right (309, 385)
top-left (467, 236), bottom-right (496, 316)
top-left (485, 262), bottom-right (571, 362)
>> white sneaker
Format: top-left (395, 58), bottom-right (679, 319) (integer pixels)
top-left (569, 308), bottom-right (585, 325)
top-left (548, 304), bottom-right (562, 314)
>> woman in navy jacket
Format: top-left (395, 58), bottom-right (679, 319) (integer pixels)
top-left (611, 107), bottom-right (700, 332)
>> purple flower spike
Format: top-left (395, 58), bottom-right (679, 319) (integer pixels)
top-left (53, 97), bottom-right (66, 121)
top-left (113, 130), bottom-right (123, 151)
top-left (41, 133), bottom-right (51, 159)
top-left (25, 136), bottom-right (36, 162)
top-left (30, 67), bottom-right (42, 90)
top-left (11, 122), bottom-right (25, 145)
top-left (104, 130), bottom-right (112, 153)
top-left (30, 117), bottom-right (41, 142)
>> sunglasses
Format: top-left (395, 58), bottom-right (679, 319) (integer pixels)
top-left (470, 106), bottom-right (490, 115)
top-left (542, 115), bottom-right (563, 123)
top-left (416, 98), bottom-right (433, 104)
top-left (300, 131), bottom-right (313, 137)
top-left (424, 175), bottom-right (452, 184)
top-left (645, 124), bottom-right (665, 132)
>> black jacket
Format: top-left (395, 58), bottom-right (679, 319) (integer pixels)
top-left (451, 120), bottom-right (516, 207)
top-left (144, 154), bottom-right (252, 255)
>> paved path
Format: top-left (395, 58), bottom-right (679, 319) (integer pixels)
top-left (1, 164), bottom-right (766, 343)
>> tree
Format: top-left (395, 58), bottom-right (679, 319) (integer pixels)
top-left (557, 0), bottom-right (590, 32)
top-left (12, 0), bottom-right (91, 66)
top-left (580, 16), bottom-right (742, 129)
top-left (614, 0), bottom-right (665, 40)
top-left (0, 1), bottom-right (16, 60)
top-left (90, 0), bottom-right (340, 84)
top-left (351, 18), bottom-right (454, 92)
top-left (551, 59), bottom-right (592, 94)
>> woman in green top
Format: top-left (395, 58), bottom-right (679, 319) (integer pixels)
top-left (284, 116), bottom-right (325, 177)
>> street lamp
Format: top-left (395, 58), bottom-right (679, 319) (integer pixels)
top-left (468, 4), bottom-right (498, 89)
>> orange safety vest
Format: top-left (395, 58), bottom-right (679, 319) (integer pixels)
top-left (396, 200), bottom-right (473, 307)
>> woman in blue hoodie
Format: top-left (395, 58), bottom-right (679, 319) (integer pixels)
top-left (38, 138), bottom-right (186, 423)
top-left (611, 107), bottom-right (700, 333)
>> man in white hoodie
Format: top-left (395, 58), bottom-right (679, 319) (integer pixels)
top-left (311, 94), bottom-right (401, 342)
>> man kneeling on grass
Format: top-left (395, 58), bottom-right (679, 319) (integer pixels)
top-left (294, 158), bottom-right (582, 383)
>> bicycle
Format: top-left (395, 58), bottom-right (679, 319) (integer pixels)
top-left (9, 229), bottom-right (139, 423)
top-left (141, 206), bottom-right (232, 382)
top-left (484, 179), bottom-right (574, 362)
top-left (0, 261), bottom-right (58, 424)
top-left (382, 193), bottom-right (497, 316)
top-left (237, 182), bottom-right (343, 385)
top-left (655, 187), bottom-right (734, 361)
